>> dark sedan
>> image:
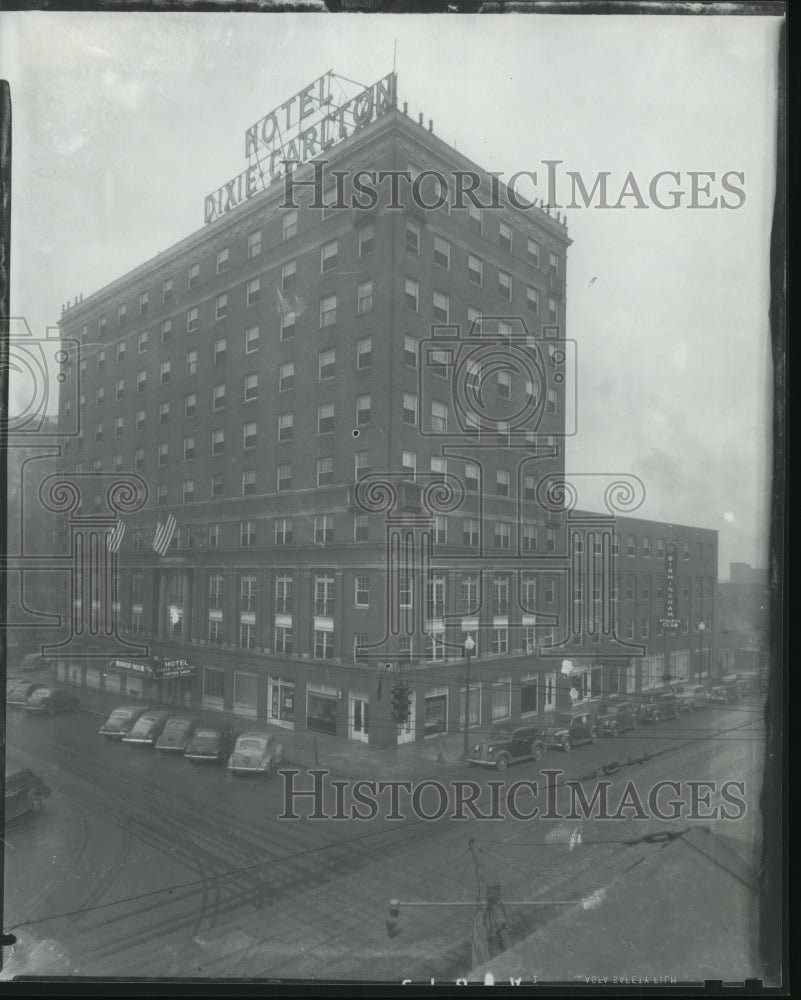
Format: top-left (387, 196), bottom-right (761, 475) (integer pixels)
top-left (5, 768), bottom-right (52, 820)
top-left (8, 682), bottom-right (47, 708)
top-left (156, 716), bottom-right (202, 754)
top-left (23, 687), bottom-right (80, 715)
top-left (637, 693), bottom-right (680, 722)
top-left (98, 705), bottom-right (148, 740)
top-left (184, 724), bottom-right (235, 764)
top-left (122, 710), bottom-right (172, 746)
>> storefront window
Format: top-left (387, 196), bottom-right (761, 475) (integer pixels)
top-left (424, 689), bottom-right (448, 737)
top-left (520, 675), bottom-right (538, 715)
top-left (491, 678), bottom-right (512, 720)
top-left (307, 686), bottom-right (337, 735)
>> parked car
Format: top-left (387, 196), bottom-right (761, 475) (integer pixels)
top-left (735, 673), bottom-right (762, 696)
top-left (596, 700), bottom-right (638, 736)
top-left (122, 710), bottom-right (173, 746)
top-left (709, 679), bottom-right (740, 705)
top-left (23, 687), bottom-right (80, 715)
top-left (184, 725), bottom-right (235, 764)
top-left (637, 693), bottom-right (680, 723)
top-left (19, 653), bottom-right (50, 673)
top-left (156, 716), bottom-right (202, 754)
top-left (544, 712), bottom-right (599, 752)
top-left (98, 705), bottom-right (148, 740)
top-left (5, 768), bottom-right (52, 821)
top-left (227, 732), bottom-right (285, 775)
top-left (7, 681), bottom-right (47, 708)
top-left (465, 724), bottom-right (546, 770)
top-left (671, 683), bottom-right (709, 712)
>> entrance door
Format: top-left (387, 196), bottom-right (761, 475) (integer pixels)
top-left (349, 695), bottom-right (369, 743)
top-left (397, 692), bottom-right (417, 744)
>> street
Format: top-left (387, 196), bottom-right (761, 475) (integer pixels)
top-left (3, 698), bottom-right (765, 980)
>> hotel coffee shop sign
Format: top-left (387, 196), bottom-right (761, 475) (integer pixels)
top-left (204, 69), bottom-right (397, 223)
top-left (108, 657), bottom-right (197, 679)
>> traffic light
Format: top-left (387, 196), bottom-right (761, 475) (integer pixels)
top-left (391, 684), bottom-right (411, 724)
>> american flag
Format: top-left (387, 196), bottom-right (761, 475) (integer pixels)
top-left (106, 520), bottom-right (126, 553)
top-left (152, 511), bottom-right (177, 556)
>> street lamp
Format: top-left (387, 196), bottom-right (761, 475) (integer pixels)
top-left (462, 634), bottom-right (475, 758)
top-left (697, 622), bottom-right (706, 683)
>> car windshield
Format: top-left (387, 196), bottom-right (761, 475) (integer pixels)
top-left (110, 709), bottom-right (135, 721)
top-left (28, 689), bottom-right (51, 703)
top-left (238, 738), bottom-right (266, 751)
top-left (135, 714), bottom-right (159, 727)
top-left (164, 719), bottom-right (188, 733)
top-left (487, 729), bottom-right (513, 741)
top-left (554, 715), bottom-right (575, 726)
top-left (194, 729), bottom-right (218, 740)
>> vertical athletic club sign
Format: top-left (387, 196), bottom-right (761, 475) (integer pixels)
top-left (658, 542), bottom-right (682, 635)
top-left (204, 70), bottom-right (397, 223)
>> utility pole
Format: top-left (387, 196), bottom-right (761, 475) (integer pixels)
top-left (467, 837), bottom-right (511, 969)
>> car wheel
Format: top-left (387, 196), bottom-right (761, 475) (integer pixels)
top-left (532, 743), bottom-right (544, 761)
top-left (495, 754), bottom-right (510, 771)
top-left (561, 738), bottom-right (572, 752)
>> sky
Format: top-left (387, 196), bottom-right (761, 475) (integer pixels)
top-left (1, 9), bottom-right (781, 576)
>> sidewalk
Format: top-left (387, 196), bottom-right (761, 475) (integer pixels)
top-left (51, 676), bottom-right (469, 779)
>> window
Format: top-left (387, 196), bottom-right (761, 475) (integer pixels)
top-left (626, 576), bottom-right (636, 600)
top-left (137, 330), bottom-right (148, 354)
top-left (248, 230), bottom-right (262, 258)
top-left (242, 469), bottom-right (256, 495)
top-left (214, 338), bottom-right (227, 365)
top-left (183, 479), bottom-right (195, 503)
top-left (498, 270), bottom-right (512, 300)
top-left (115, 378), bottom-right (125, 402)
top-left (134, 448), bottom-right (144, 471)
top-left (499, 221), bottom-right (513, 252)
top-left (314, 515), bottom-right (333, 544)
top-left (431, 400), bottom-right (448, 432)
top-left (406, 219), bottom-right (420, 254)
top-left (208, 523), bottom-right (222, 548)
top-left (158, 443), bottom-right (168, 466)
top-left (355, 576), bottom-right (370, 608)
top-left (244, 325), bottom-right (259, 353)
top-left (113, 416), bottom-right (124, 438)
top-left (278, 414), bottom-right (293, 441)
top-left (187, 307), bottom-right (199, 333)
top-left (496, 469), bottom-right (511, 496)
top-left (277, 463), bottom-right (292, 491)
top-left (159, 401), bottom-right (170, 426)
top-left (215, 294), bottom-right (228, 321)
top-left (642, 538), bottom-right (651, 558)
top-left (400, 575), bottom-right (413, 611)
top-left (526, 286), bottom-right (540, 314)
top-left (243, 422), bottom-right (257, 450)
top-left (492, 628), bottom-right (509, 655)
top-left (280, 311), bottom-right (295, 340)
top-left (628, 535), bottom-right (637, 557)
top-left (318, 403), bottom-right (335, 435)
top-left (547, 388), bottom-right (558, 414)
top-left (211, 429), bottom-right (224, 456)
top-left (208, 618), bottom-right (224, 645)
top-left (549, 251), bottom-right (559, 275)
top-left (210, 475), bottom-right (223, 499)
top-left (279, 362), bottom-right (294, 391)
top-left (282, 260), bottom-right (296, 290)
top-left (156, 483), bottom-right (167, 505)
top-left (317, 457), bottom-right (334, 487)
top-left (321, 240), bottom-right (338, 272)
top-left (657, 538), bottom-right (665, 558)
top-left (212, 383), bottom-right (226, 410)
top-left (683, 542), bottom-right (691, 560)
top-left (463, 519), bottom-right (480, 546)
top-left (275, 517), bottom-right (293, 544)
top-left (163, 278), bottom-right (173, 302)
top-left (403, 393), bottom-right (418, 425)
top-left (353, 514), bottom-right (368, 541)
top-left (216, 248), bottom-right (229, 274)
top-left (425, 632), bottom-right (445, 662)
top-left (402, 451), bottom-right (416, 479)
top-left (184, 393), bottom-right (196, 418)
top-left (432, 290), bottom-right (450, 323)
top-left (527, 238), bottom-right (540, 267)
top-left (356, 394), bottom-right (371, 425)
top-left (314, 630), bottom-right (334, 660)
top-left (355, 451), bottom-right (370, 480)
top-left (244, 373), bottom-right (258, 401)
top-left (135, 409), bottom-right (145, 432)
top-left (357, 281), bottom-right (373, 315)
top-left (282, 210), bottom-right (297, 240)
top-left (240, 576), bottom-right (258, 615)
top-left (160, 360), bottom-right (171, 385)
top-left (240, 520), bottom-right (256, 546)
top-left (97, 351), bottom-right (106, 373)
top-left (468, 254), bottom-right (483, 285)
top-left (118, 303), bottom-right (128, 325)
top-left (548, 297), bottom-right (558, 322)
top-left (433, 236), bottom-right (451, 269)
top-left (320, 294), bottom-right (337, 326)
top-left (523, 474), bottom-right (536, 501)
top-left (246, 277), bottom-right (260, 307)
top-left (641, 618), bottom-right (650, 639)
top-left (405, 278), bottom-right (419, 311)
top-left (275, 625), bottom-right (293, 654)
top-left (319, 349), bottom-right (335, 380)
top-left (353, 634), bottom-right (368, 661)
top-left (358, 223), bottom-right (374, 256)
top-left (98, 314), bottom-right (107, 335)
top-left (467, 306), bottom-right (482, 329)
top-left (467, 202), bottom-right (483, 234)
top-left (183, 436), bottom-right (195, 461)
top-left (495, 522), bottom-right (511, 548)
top-left (404, 335), bottom-right (418, 367)
top-left (188, 263), bottom-right (200, 288)
top-left (433, 514), bottom-right (447, 543)
top-left (356, 336), bottom-right (372, 368)
top-left (523, 525), bottom-right (538, 551)
top-left (116, 340), bottom-right (126, 364)
top-left (185, 351), bottom-right (198, 377)
top-left (641, 576), bottom-right (651, 600)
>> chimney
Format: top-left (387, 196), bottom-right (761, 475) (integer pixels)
top-left (418, 112), bottom-right (424, 126)
top-left (428, 119), bottom-right (433, 132)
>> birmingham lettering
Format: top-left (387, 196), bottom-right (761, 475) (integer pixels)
top-left (279, 769), bottom-right (747, 822)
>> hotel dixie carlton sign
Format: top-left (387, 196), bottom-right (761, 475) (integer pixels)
top-left (204, 70), bottom-right (397, 223)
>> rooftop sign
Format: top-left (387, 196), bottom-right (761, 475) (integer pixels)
top-left (204, 70), bottom-right (397, 224)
